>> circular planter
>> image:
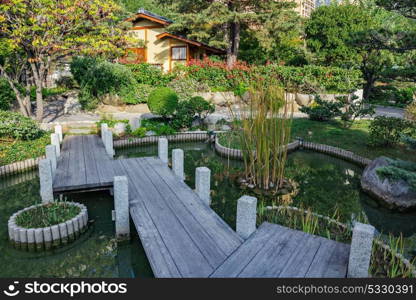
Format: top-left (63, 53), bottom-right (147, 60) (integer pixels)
top-left (7, 202), bottom-right (88, 252)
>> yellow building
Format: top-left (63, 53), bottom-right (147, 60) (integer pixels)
top-left (122, 9), bottom-right (225, 72)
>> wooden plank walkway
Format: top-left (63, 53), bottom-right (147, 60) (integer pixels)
top-left (211, 222), bottom-right (350, 278)
top-left (52, 135), bottom-right (350, 278)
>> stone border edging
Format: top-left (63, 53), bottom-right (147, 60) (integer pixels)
top-left (8, 202), bottom-right (88, 252)
top-left (301, 141), bottom-right (372, 167)
top-left (214, 135), bottom-right (372, 167)
top-left (114, 131), bottom-right (210, 149)
top-left (264, 205), bottom-right (416, 277)
top-left (0, 156), bottom-right (45, 178)
top-left (214, 137), bottom-right (301, 160)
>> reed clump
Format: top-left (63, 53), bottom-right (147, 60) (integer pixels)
top-left (229, 79), bottom-right (293, 192)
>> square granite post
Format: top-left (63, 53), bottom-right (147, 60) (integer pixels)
top-left (131, 117), bottom-right (141, 131)
top-left (45, 145), bottom-right (57, 176)
top-left (39, 159), bottom-right (54, 203)
top-left (347, 222), bottom-right (375, 278)
top-left (195, 167), bottom-right (211, 206)
top-left (104, 130), bottom-right (114, 158)
top-left (172, 149), bottom-right (184, 181)
top-left (101, 123), bottom-right (108, 141)
top-left (114, 176), bottom-right (130, 241)
top-left (54, 125), bottom-right (63, 143)
top-left (50, 133), bottom-right (61, 157)
top-left (236, 195), bottom-right (257, 239)
top-left (158, 138), bottom-right (168, 164)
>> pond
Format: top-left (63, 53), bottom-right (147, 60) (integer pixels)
top-left (1, 141), bottom-right (415, 277)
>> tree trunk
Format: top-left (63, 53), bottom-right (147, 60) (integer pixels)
top-left (227, 22), bottom-right (241, 68)
top-left (363, 72), bottom-right (375, 100)
top-left (30, 61), bottom-right (45, 122)
top-left (0, 66), bottom-right (30, 116)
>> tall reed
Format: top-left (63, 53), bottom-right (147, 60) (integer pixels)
top-left (230, 79), bottom-right (293, 191)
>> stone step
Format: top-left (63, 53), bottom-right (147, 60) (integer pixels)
top-left (66, 128), bottom-right (96, 135)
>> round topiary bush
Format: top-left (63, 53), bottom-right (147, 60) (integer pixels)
top-left (147, 87), bottom-right (179, 117)
top-left (0, 111), bottom-right (44, 140)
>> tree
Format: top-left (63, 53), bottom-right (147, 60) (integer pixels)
top-left (158, 0), bottom-right (298, 67)
top-left (305, 4), bottom-right (404, 99)
top-left (0, 0), bottom-right (131, 121)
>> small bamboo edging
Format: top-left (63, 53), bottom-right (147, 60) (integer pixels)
top-left (214, 137), bottom-right (372, 167)
top-left (114, 131), bottom-right (210, 149)
top-left (264, 205), bottom-right (416, 277)
top-left (0, 156), bottom-right (45, 178)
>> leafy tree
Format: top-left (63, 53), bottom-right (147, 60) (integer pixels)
top-left (305, 4), bottom-right (404, 99)
top-left (158, 0), bottom-right (299, 67)
top-left (0, 0), bottom-right (131, 121)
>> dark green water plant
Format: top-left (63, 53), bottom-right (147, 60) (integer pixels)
top-left (16, 202), bottom-right (80, 228)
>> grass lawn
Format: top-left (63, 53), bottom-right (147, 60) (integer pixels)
top-left (0, 133), bottom-right (50, 166)
top-left (219, 118), bottom-right (416, 162)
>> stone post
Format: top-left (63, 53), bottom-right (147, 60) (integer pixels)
top-left (158, 138), bottom-right (168, 164)
top-left (39, 159), bottom-right (54, 203)
top-left (50, 133), bottom-right (61, 157)
top-left (347, 222), bottom-right (375, 278)
top-left (104, 129), bottom-right (114, 158)
top-left (131, 117), bottom-right (141, 131)
top-left (54, 124), bottom-right (63, 143)
top-left (236, 195), bottom-right (257, 239)
top-left (114, 176), bottom-right (130, 241)
top-left (45, 145), bottom-right (57, 176)
top-left (101, 123), bottom-right (108, 141)
top-left (195, 167), bottom-right (211, 205)
top-left (172, 149), bottom-right (184, 181)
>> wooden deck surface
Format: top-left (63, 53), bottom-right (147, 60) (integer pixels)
top-left (52, 135), bottom-right (350, 278)
top-left (211, 222), bottom-right (350, 278)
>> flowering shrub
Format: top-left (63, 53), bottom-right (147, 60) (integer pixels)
top-left (174, 57), bottom-right (363, 94)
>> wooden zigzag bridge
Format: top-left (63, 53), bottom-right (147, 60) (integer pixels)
top-left (37, 126), bottom-right (376, 278)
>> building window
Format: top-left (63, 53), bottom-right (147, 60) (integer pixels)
top-left (171, 46), bottom-right (187, 60)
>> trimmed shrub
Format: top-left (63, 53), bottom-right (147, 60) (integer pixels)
top-left (126, 63), bottom-right (174, 86)
top-left (147, 87), bottom-right (178, 117)
top-left (369, 116), bottom-right (415, 146)
top-left (369, 85), bottom-right (415, 108)
top-left (71, 57), bottom-right (141, 109)
top-left (0, 111), bottom-right (44, 140)
top-left (300, 95), bottom-right (343, 121)
top-left (171, 96), bottom-right (214, 130)
top-left (0, 78), bottom-right (15, 110)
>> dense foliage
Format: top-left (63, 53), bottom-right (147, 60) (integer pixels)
top-left (369, 85), bottom-right (416, 108)
top-left (369, 116), bottom-right (416, 146)
top-left (174, 59), bottom-right (363, 93)
top-left (376, 158), bottom-right (416, 191)
top-left (71, 57), bottom-right (141, 109)
top-left (171, 96), bottom-right (214, 130)
top-left (147, 87), bottom-right (179, 117)
top-left (299, 96), bottom-right (343, 122)
top-left (0, 111), bottom-right (44, 140)
top-left (0, 78), bottom-right (15, 111)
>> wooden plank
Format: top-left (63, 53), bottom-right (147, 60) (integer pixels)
top-left (119, 158), bottom-right (213, 277)
top-left (278, 234), bottom-right (322, 277)
top-left (130, 201), bottom-right (181, 278)
top-left (144, 157), bottom-right (243, 255)
top-left (304, 239), bottom-right (338, 278)
top-left (64, 135), bottom-right (87, 189)
top-left (135, 158), bottom-right (228, 268)
top-left (83, 135), bottom-right (101, 186)
top-left (236, 224), bottom-right (306, 278)
top-left (53, 136), bottom-right (73, 189)
top-left (321, 242), bottom-right (349, 278)
top-left (210, 222), bottom-right (280, 277)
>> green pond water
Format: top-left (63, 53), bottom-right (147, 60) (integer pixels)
top-left (1, 141), bottom-right (415, 278)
